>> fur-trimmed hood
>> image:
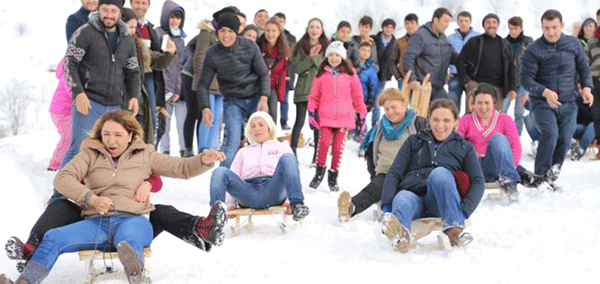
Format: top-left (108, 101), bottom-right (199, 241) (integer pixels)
top-left (199, 19), bottom-right (215, 32)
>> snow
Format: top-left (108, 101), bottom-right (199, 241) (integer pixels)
top-left (1, 0), bottom-right (600, 283)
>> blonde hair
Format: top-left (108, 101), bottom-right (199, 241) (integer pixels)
top-left (378, 88), bottom-right (408, 106)
top-left (83, 110), bottom-right (143, 147)
top-left (245, 111), bottom-right (277, 144)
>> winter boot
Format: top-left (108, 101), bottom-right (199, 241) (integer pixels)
top-left (117, 241), bottom-right (144, 284)
top-left (518, 169), bottom-right (544, 188)
top-left (327, 169), bottom-right (339, 192)
top-left (182, 148), bottom-right (194, 158)
top-left (309, 166), bottom-right (326, 189)
top-left (443, 227), bottom-right (473, 247)
top-left (570, 140), bottom-right (585, 161)
top-left (337, 191), bottom-right (354, 223)
top-left (292, 204), bottom-right (310, 221)
top-left (5, 237), bottom-right (35, 261)
top-left (381, 213), bottom-right (410, 253)
top-left (501, 181), bottom-right (519, 203)
top-left (196, 201), bottom-right (228, 247)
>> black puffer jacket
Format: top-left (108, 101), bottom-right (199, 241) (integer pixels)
top-left (381, 130), bottom-right (484, 218)
top-left (64, 12), bottom-right (141, 106)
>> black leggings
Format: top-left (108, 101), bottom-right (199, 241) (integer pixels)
top-left (290, 102), bottom-right (319, 161)
top-left (26, 197), bottom-right (207, 250)
top-left (351, 174), bottom-right (386, 217)
top-left (182, 74), bottom-right (199, 150)
top-left (268, 89), bottom-right (278, 124)
top-left (592, 78), bottom-right (600, 143)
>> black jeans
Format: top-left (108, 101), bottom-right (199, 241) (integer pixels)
top-left (268, 89), bottom-right (278, 124)
top-left (290, 102), bottom-right (319, 161)
top-left (26, 197), bottom-right (207, 250)
top-left (351, 174), bottom-right (386, 216)
top-left (182, 74), bottom-right (200, 150)
top-left (592, 78), bottom-right (600, 143)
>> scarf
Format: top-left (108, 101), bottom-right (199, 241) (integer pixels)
top-left (359, 108), bottom-right (415, 149)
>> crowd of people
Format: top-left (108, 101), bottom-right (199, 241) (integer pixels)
top-left (2, 0), bottom-right (600, 282)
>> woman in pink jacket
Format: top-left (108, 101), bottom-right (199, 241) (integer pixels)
top-left (458, 83), bottom-right (542, 202)
top-left (307, 41), bottom-right (367, 191)
top-left (48, 58), bottom-right (73, 171)
top-left (209, 112), bottom-right (310, 222)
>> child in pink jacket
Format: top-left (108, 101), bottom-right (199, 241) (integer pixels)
top-left (307, 41), bottom-right (367, 191)
top-left (48, 58), bottom-right (73, 171)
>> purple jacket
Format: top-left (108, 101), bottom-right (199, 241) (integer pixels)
top-left (49, 59), bottom-right (73, 115)
top-left (155, 0), bottom-right (185, 99)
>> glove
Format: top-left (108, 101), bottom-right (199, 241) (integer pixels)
top-left (308, 109), bottom-right (319, 130)
top-left (356, 113), bottom-right (366, 135)
top-left (453, 171), bottom-right (470, 198)
top-left (381, 204), bottom-right (392, 213)
top-left (365, 100), bottom-right (374, 112)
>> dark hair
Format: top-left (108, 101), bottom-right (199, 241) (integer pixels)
top-left (597, 9), bottom-right (600, 17)
top-left (241, 25), bottom-right (259, 37)
top-left (257, 18), bottom-right (291, 61)
top-left (541, 9), bottom-right (562, 23)
top-left (508, 16), bottom-right (523, 28)
top-left (121, 8), bottom-right (145, 68)
top-left (337, 21), bottom-right (351, 31)
top-left (577, 18), bottom-right (598, 40)
top-left (315, 56), bottom-right (355, 78)
top-left (457, 11), bottom-right (472, 20)
top-left (292, 18), bottom-right (329, 59)
top-left (404, 13), bottom-right (418, 23)
top-left (359, 41), bottom-right (372, 49)
top-left (382, 18), bottom-right (396, 29)
top-left (472, 83), bottom-right (498, 102)
top-left (427, 99), bottom-right (458, 120)
top-left (171, 10), bottom-right (183, 19)
top-left (237, 12), bottom-right (246, 20)
top-left (121, 7), bottom-right (138, 23)
top-left (432, 7), bottom-right (452, 21)
top-left (274, 12), bottom-right (286, 20)
top-left (226, 6), bottom-right (240, 13)
top-left (359, 16), bottom-right (373, 28)
top-left (255, 9), bottom-right (268, 17)
top-left (84, 109), bottom-right (143, 147)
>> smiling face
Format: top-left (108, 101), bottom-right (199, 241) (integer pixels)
top-left (130, 0), bottom-right (149, 20)
top-left (383, 99), bottom-right (408, 124)
top-left (98, 4), bottom-right (121, 31)
top-left (583, 22), bottom-right (597, 39)
top-left (542, 18), bottom-right (564, 43)
top-left (382, 24), bottom-right (395, 38)
top-left (242, 29), bottom-right (258, 41)
top-left (264, 22), bottom-right (281, 46)
top-left (102, 120), bottom-right (133, 158)
top-left (169, 14), bottom-right (181, 30)
top-left (483, 18), bottom-right (499, 37)
top-left (81, 0), bottom-right (98, 12)
top-left (254, 11), bottom-right (269, 30)
top-left (126, 19), bottom-right (137, 36)
top-left (337, 26), bottom-right (351, 42)
top-left (327, 52), bottom-right (343, 69)
top-left (474, 93), bottom-right (495, 120)
top-left (250, 116), bottom-right (270, 144)
top-left (307, 19), bottom-right (323, 42)
top-left (429, 107), bottom-right (457, 141)
top-left (457, 15), bottom-right (471, 33)
top-left (218, 26), bottom-right (237, 47)
top-left (404, 20), bottom-right (419, 35)
top-left (359, 45), bottom-right (371, 61)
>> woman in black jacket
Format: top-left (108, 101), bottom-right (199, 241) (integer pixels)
top-left (380, 99), bottom-right (484, 253)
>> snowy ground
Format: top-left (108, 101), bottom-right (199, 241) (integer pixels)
top-left (1, 0), bottom-right (600, 283)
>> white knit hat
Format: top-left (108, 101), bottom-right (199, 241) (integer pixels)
top-left (325, 41), bottom-right (347, 60)
top-left (245, 111), bottom-right (277, 144)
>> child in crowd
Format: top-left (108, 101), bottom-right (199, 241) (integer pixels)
top-left (48, 59), bottom-right (72, 171)
top-left (241, 25), bottom-right (259, 41)
top-left (354, 16), bottom-right (378, 71)
top-left (372, 19), bottom-right (398, 128)
top-left (156, 1), bottom-right (187, 156)
top-left (332, 21), bottom-right (360, 67)
top-left (349, 42), bottom-right (379, 142)
top-left (308, 41), bottom-right (367, 191)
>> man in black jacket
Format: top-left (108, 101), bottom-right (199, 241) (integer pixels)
top-left (63, 0), bottom-right (141, 167)
top-left (372, 18), bottom-right (398, 127)
top-left (456, 13), bottom-right (516, 112)
top-left (198, 12), bottom-right (271, 168)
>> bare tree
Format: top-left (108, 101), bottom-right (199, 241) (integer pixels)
top-left (438, 0), bottom-right (465, 20)
top-left (0, 79), bottom-right (32, 135)
top-left (528, 0), bottom-right (554, 28)
top-left (485, 0), bottom-right (518, 23)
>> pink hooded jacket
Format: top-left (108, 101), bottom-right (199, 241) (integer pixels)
top-left (49, 58), bottom-right (73, 116)
top-left (307, 68), bottom-right (367, 129)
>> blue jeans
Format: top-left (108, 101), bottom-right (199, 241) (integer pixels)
top-left (447, 76), bottom-right (463, 113)
top-left (209, 153), bottom-right (305, 208)
top-left (524, 111), bottom-right (540, 142)
top-left (280, 87), bottom-right (290, 125)
top-left (574, 122), bottom-right (595, 151)
top-left (502, 85), bottom-right (527, 135)
top-left (198, 94), bottom-right (224, 151)
top-left (144, 73), bottom-right (157, 133)
top-left (220, 96), bottom-right (259, 168)
top-left (531, 99), bottom-right (578, 175)
top-left (479, 134), bottom-right (521, 183)
top-left (391, 167), bottom-right (465, 231)
top-left (26, 215), bottom-right (152, 278)
top-left (430, 87), bottom-right (449, 101)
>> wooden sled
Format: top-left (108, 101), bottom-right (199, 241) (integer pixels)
top-left (401, 70), bottom-right (432, 118)
top-left (228, 206), bottom-right (294, 235)
top-left (277, 132), bottom-right (310, 148)
top-left (78, 247), bottom-right (152, 284)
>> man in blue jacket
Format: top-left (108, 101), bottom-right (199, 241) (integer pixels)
top-left (520, 9), bottom-right (594, 181)
top-left (66, 0), bottom-right (98, 42)
top-left (447, 11), bottom-right (479, 112)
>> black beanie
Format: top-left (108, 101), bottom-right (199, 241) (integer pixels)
top-left (213, 7), bottom-right (237, 22)
top-left (217, 12), bottom-right (240, 33)
top-left (98, 0), bottom-right (124, 9)
top-left (482, 13), bottom-right (500, 27)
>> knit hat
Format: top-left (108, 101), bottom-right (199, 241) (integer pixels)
top-left (212, 7), bottom-right (237, 22)
top-left (325, 41), bottom-right (347, 60)
top-left (98, 0), bottom-right (123, 10)
top-left (216, 12), bottom-right (240, 33)
top-left (482, 13), bottom-right (500, 27)
top-left (245, 112), bottom-right (277, 144)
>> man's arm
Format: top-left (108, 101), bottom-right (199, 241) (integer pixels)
top-left (401, 33), bottom-right (423, 82)
top-left (519, 47), bottom-right (546, 98)
top-left (64, 25), bottom-right (88, 98)
top-left (250, 43), bottom-right (271, 98)
top-left (122, 38), bottom-right (142, 102)
top-left (197, 51), bottom-right (217, 110)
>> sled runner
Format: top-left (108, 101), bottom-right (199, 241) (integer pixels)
top-left (228, 206), bottom-right (293, 235)
top-left (78, 247), bottom-right (152, 284)
top-left (400, 70), bottom-right (432, 118)
top-left (411, 217), bottom-right (473, 251)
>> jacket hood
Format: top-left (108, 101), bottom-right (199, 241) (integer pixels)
top-left (88, 11), bottom-right (129, 37)
top-left (199, 19), bottom-right (215, 31)
top-left (160, 0), bottom-right (185, 33)
top-left (421, 22), bottom-right (443, 39)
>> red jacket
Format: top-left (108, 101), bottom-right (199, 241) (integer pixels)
top-left (308, 67), bottom-right (367, 129)
top-left (263, 45), bottom-right (288, 101)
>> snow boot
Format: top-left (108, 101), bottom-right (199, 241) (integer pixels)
top-left (327, 169), bottom-right (339, 192)
top-left (498, 175), bottom-right (519, 202)
top-left (182, 148), bottom-right (194, 158)
top-left (292, 204), bottom-right (310, 221)
top-left (544, 164), bottom-right (561, 191)
top-left (444, 227), bottom-right (473, 247)
top-left (196, 201), bottom-right (228, 247)
top-left (117, 241), bottom-right (143, 284)
top-left (518, 169), bottom-right (544, 188)
top-left (309, 165), bottom-right (326, 189)
top-left (337, 191), bottom-right (354, 223)
top-left (570, 140), bottom-right (585, 161)
top-left (5, 237), bottom-right (35, 261)
top-left (381, 213), bottom-right (410, 253)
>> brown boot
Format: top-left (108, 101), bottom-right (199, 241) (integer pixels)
top-left (337, 191), bottom-right (354, 222)
top-left (381, 213), bottom-right (410, 253)
top-left (444, 227), bottom-right (474, 247)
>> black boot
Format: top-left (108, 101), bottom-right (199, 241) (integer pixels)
top-left (328, 169), bottom-right (339, 192)
top-left (518, 169), bottom-right (544, 188)
top-left (309, 166), bottom-right (326, 189)
top-left (501, 181), bottom-right (519, 202)
top-left (182, 148), bottom-right (194, 158)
